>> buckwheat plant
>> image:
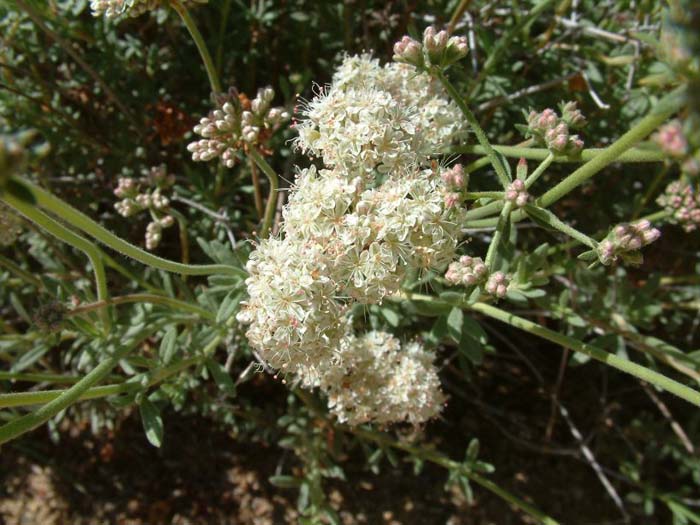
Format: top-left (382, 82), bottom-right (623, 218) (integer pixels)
top-left (3, 2), bottom-right (700, 523)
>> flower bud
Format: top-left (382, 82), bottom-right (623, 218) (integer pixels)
top-left (393, 36), bottom-right (424, 68)
top-left (560, 101), bottom-right (587, 129)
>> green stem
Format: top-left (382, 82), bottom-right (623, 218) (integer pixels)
top-left (0, 254), bottom-right (42, 288)
top-left (12, 176), bottom-right (244, 278)
top-left (0, 371), bottom-right (83, 384)
top-left (538, 86), bottom-right (686, 209)
top-left (524, 153), bottom-right (554, 189)
top-left (464, 87), bottom-right (687, 229)
top-left (2, 191), bottom-right (111, 333)
top-left (484, 201), bottom-right (513, 269)
top-left (451, 145), bottom-right (666, 164)
top-left (463, 156), bottom-right (491, 174)
top-left (67, 293), bottom-right (215, 321)
top-left (248, 148), bottom-right (279, 238)
top-left (435, 69), bottom-right (511, 188)
top-left (350, 426), bottom-right (559, 525)
top-left (400, 293), bottom-right (700, 406)
top-left (523, 205), bottom-right (598, 249)
top-left (0, 326), bottom-right (158, 444)
top-left (464, 200), bottom-right (504, 221)
top-left (471, 302), bottom-right (700, 406)
top-left (170, 0), bottom-right (222, 93)
top-left (464, 191), bottom-right (504, 200)
top-left (0, 317), bottom-right (236, 410)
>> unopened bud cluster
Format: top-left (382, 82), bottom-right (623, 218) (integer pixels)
top-left (188, 87), bottom-right (289, 168)
top-left (653, 120), bottom-right (688, 159)
top-left (445, 256), bottom-right (487, 286)
top-left (526, 102), bottom-right (586, 156)
top-left (440, 164), bottom-right (467, 208)
top-left (90, 0), bottom-right (207, 19)
top-left (393, 26), bottom-right (468, 69)
top-left (444, 256), bottom-right (510, 299)
top-left (597, 220), bottom-right (661, 265)
top-left (504, 179), bottom-right (529, 207)
top-left (657, 180), bottom-right (700, 232)
top-left (485, 271), bottom-right (510, 298)
top-left (113, 165), bottom-right (175, 250)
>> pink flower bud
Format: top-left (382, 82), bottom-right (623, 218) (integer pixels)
top-left (444, 192), bottom-right (461, 208)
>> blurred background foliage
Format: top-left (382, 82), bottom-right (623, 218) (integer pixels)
top-left (1, 0), bottom-right (700, 523)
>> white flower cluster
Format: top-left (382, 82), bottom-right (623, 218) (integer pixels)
top-left (0, 202), bottom-right (22, 246)
top-left (294, 54), bottom-right (464, 175)
top-left (188, 87), bottom-right (289, 168)
top-left (321, 331), bottom-right (445, 426)
top-left (237, 54), bottom-right (468, 425)
top-left (113, 165), bottom-right (175, 250)
top-left (238, 164), bottom-right (462, 390)
top-left (90, 0), bottom-right (207, 19)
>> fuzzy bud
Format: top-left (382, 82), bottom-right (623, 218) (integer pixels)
top-left (504, 179), bottom-right (529, 207)
top-left (560, 101), bottom-right (587, 129)
top-left (485, 271), bottom-right (509, 298)
top-left (445, 255), bottom-right (488, 286)
top-left (393, 36), bottom-right (424, 68)
top-left (653, 120), bottom-right (688, 159)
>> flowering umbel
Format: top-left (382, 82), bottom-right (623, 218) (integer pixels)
top-left (188, 87), bottom-right (289, 168)
top-left (294, 54), bottom-right (464, 175)
top-left (237, 54), bottom-right (468, 425)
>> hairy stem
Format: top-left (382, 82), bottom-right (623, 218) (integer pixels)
top-left (524, 153), bottom-right (554, 189)
top-left (470, 302), bottom-right (700, 406)
top-left (248, 148), bottom-right (279, 239)
top-left (2, 191), bottom-right (111, 333)
top-left (464, 87), bottom-right (687, 229)
top-left (170, 0), bottom-right (222, 93)
top-left (538, 86), bottom-right (686, 209)
top-left (0, 325), bottom-right (160, 444)
top-left (451, 145), bottom-right (666, 164)
top-left (401, 293), bottom-right (700, 406)
top-left (484, 201), bottom-right (513, 269)
top-left (11, 176), bottom-right (244, 278)
top-left (67, 293), bottom-right (215, 321)
top-left (435, 70), bottom-right (511, 188)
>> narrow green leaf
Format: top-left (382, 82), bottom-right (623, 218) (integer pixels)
top-left (447, 307), bottom-right (464, 342)
top-left (159, 326), bottom-right (178, 365)
top-left (206, 358), bottom-right (236, 396)
top-left (269, 475), bottom-right (301, 488)
top-left (139, 399), bottom-right (164, 448)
